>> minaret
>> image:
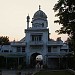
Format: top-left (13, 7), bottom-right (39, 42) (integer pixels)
top-left (39, 5), bottom-right (41, 10)
top-left (27, 14), bottom-right (30, 28)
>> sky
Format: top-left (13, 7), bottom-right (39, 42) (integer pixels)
top-left (0, 0), bottom-right (68, 41)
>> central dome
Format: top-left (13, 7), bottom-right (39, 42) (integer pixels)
top-left (31, 6), bottom-right (48, 28)
top-left (33, 10), bottom-right (47, 19)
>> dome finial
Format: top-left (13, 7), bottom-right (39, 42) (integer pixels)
top-left (39, 5), bottom-right (41, 10)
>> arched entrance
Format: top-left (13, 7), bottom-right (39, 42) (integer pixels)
top-left (30, 53), bottom-right (43, 68)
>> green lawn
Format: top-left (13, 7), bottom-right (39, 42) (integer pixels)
top-left (34, 70), bottom-right (74, 75)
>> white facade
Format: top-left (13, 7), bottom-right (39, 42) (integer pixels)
top-left (0, 7), bottom-right (70, 69)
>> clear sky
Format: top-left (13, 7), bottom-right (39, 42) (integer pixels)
top-left (0, 0), bottom-right (68, 41)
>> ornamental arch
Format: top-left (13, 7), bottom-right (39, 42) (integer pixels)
top-left (30, 52), bottom-right (43, 68)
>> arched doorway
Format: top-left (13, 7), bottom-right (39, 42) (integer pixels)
top-left (30, 53), bottom-right (43, 68)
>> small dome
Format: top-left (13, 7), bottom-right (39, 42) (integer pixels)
top-left (33, 10), bottom-right (47, 19)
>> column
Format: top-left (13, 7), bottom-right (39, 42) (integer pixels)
top-left (6, 57), bottom-right (7, 68)
top-left (18, 57), bottom-right (19, 66)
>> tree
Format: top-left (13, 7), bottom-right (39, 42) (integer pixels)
top-left (0, 36), bottom-right (10, 45)
top-left (53, 0), bottom-right (75, 35)
top-left (53, 0), bottom-right (75, 51)
top-left (53, 0), bottom-right (75, 69)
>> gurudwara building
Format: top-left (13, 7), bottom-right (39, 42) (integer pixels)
top-left (0, 6), bottom-right (70, 69)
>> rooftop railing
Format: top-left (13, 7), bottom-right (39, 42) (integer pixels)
top-left (11, 42), bottom-right (26, 46)
top-left (47, 41), bottom-right (63, 46)
top-left (29, 41), bottom-right (44, 46)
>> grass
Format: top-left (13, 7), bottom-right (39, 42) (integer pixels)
top-left (34, 70), bottom-right (74, 75)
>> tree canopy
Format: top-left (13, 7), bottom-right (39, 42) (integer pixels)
top-left (53, 0), bottom-right (75, 50)
top-left (0, 36), bottom-right (10, 45)
top-left (53, 0), bottom-right (75, 36)
top-left (53, 0), bottom-right (75, 69)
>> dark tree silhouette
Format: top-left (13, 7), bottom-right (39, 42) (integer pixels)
top-left (0, 36), bottom-right (10, 45)
top-left (53, 0), bottom-right (75, 35)
top-left (53, 0), bottom-right (75, 69)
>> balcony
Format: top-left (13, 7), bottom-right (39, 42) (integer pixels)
top-left (0, 52), bottom-right (26, 57)
top-left (46, 52), bottom-right (70, 57)
top-left (11, 42), bottom-right (26, 46)
top-left (47, 41), bottom-right (63, 46)
top-left (29, 41), bottom-right (43, 46)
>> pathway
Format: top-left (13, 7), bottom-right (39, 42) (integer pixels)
top-left (1, 69), bottom-right (38, 75)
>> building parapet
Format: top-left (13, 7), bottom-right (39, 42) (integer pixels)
top-left (25, 28), bottom-right (49, 33)
top-left (46, 52), bottom-right (71, 56)
top-left (29, 41), bottom-right (44, 46)
top-left (0, 52), bottom-right (26, 57)
top-left (47, 41), bottom-right (63, 46)
top-left (11, 42), bottom-right (26, 46)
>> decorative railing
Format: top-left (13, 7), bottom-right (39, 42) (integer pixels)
top-left (47, 41), bottom-right (63, 46)
top-left (0, 52), bottom-right (26, 57)
top-left (46, 52), bottom-right (71, 56)
top-left (11, 42), bottom-right (26, 46)
top-left (29, 41), bottom-right (43, 46)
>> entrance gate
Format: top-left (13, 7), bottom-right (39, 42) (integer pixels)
top-left (30, 53), bottom-right (42, 68)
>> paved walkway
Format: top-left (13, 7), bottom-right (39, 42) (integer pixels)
top-left (1, 69), bottom-right (38, 75)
